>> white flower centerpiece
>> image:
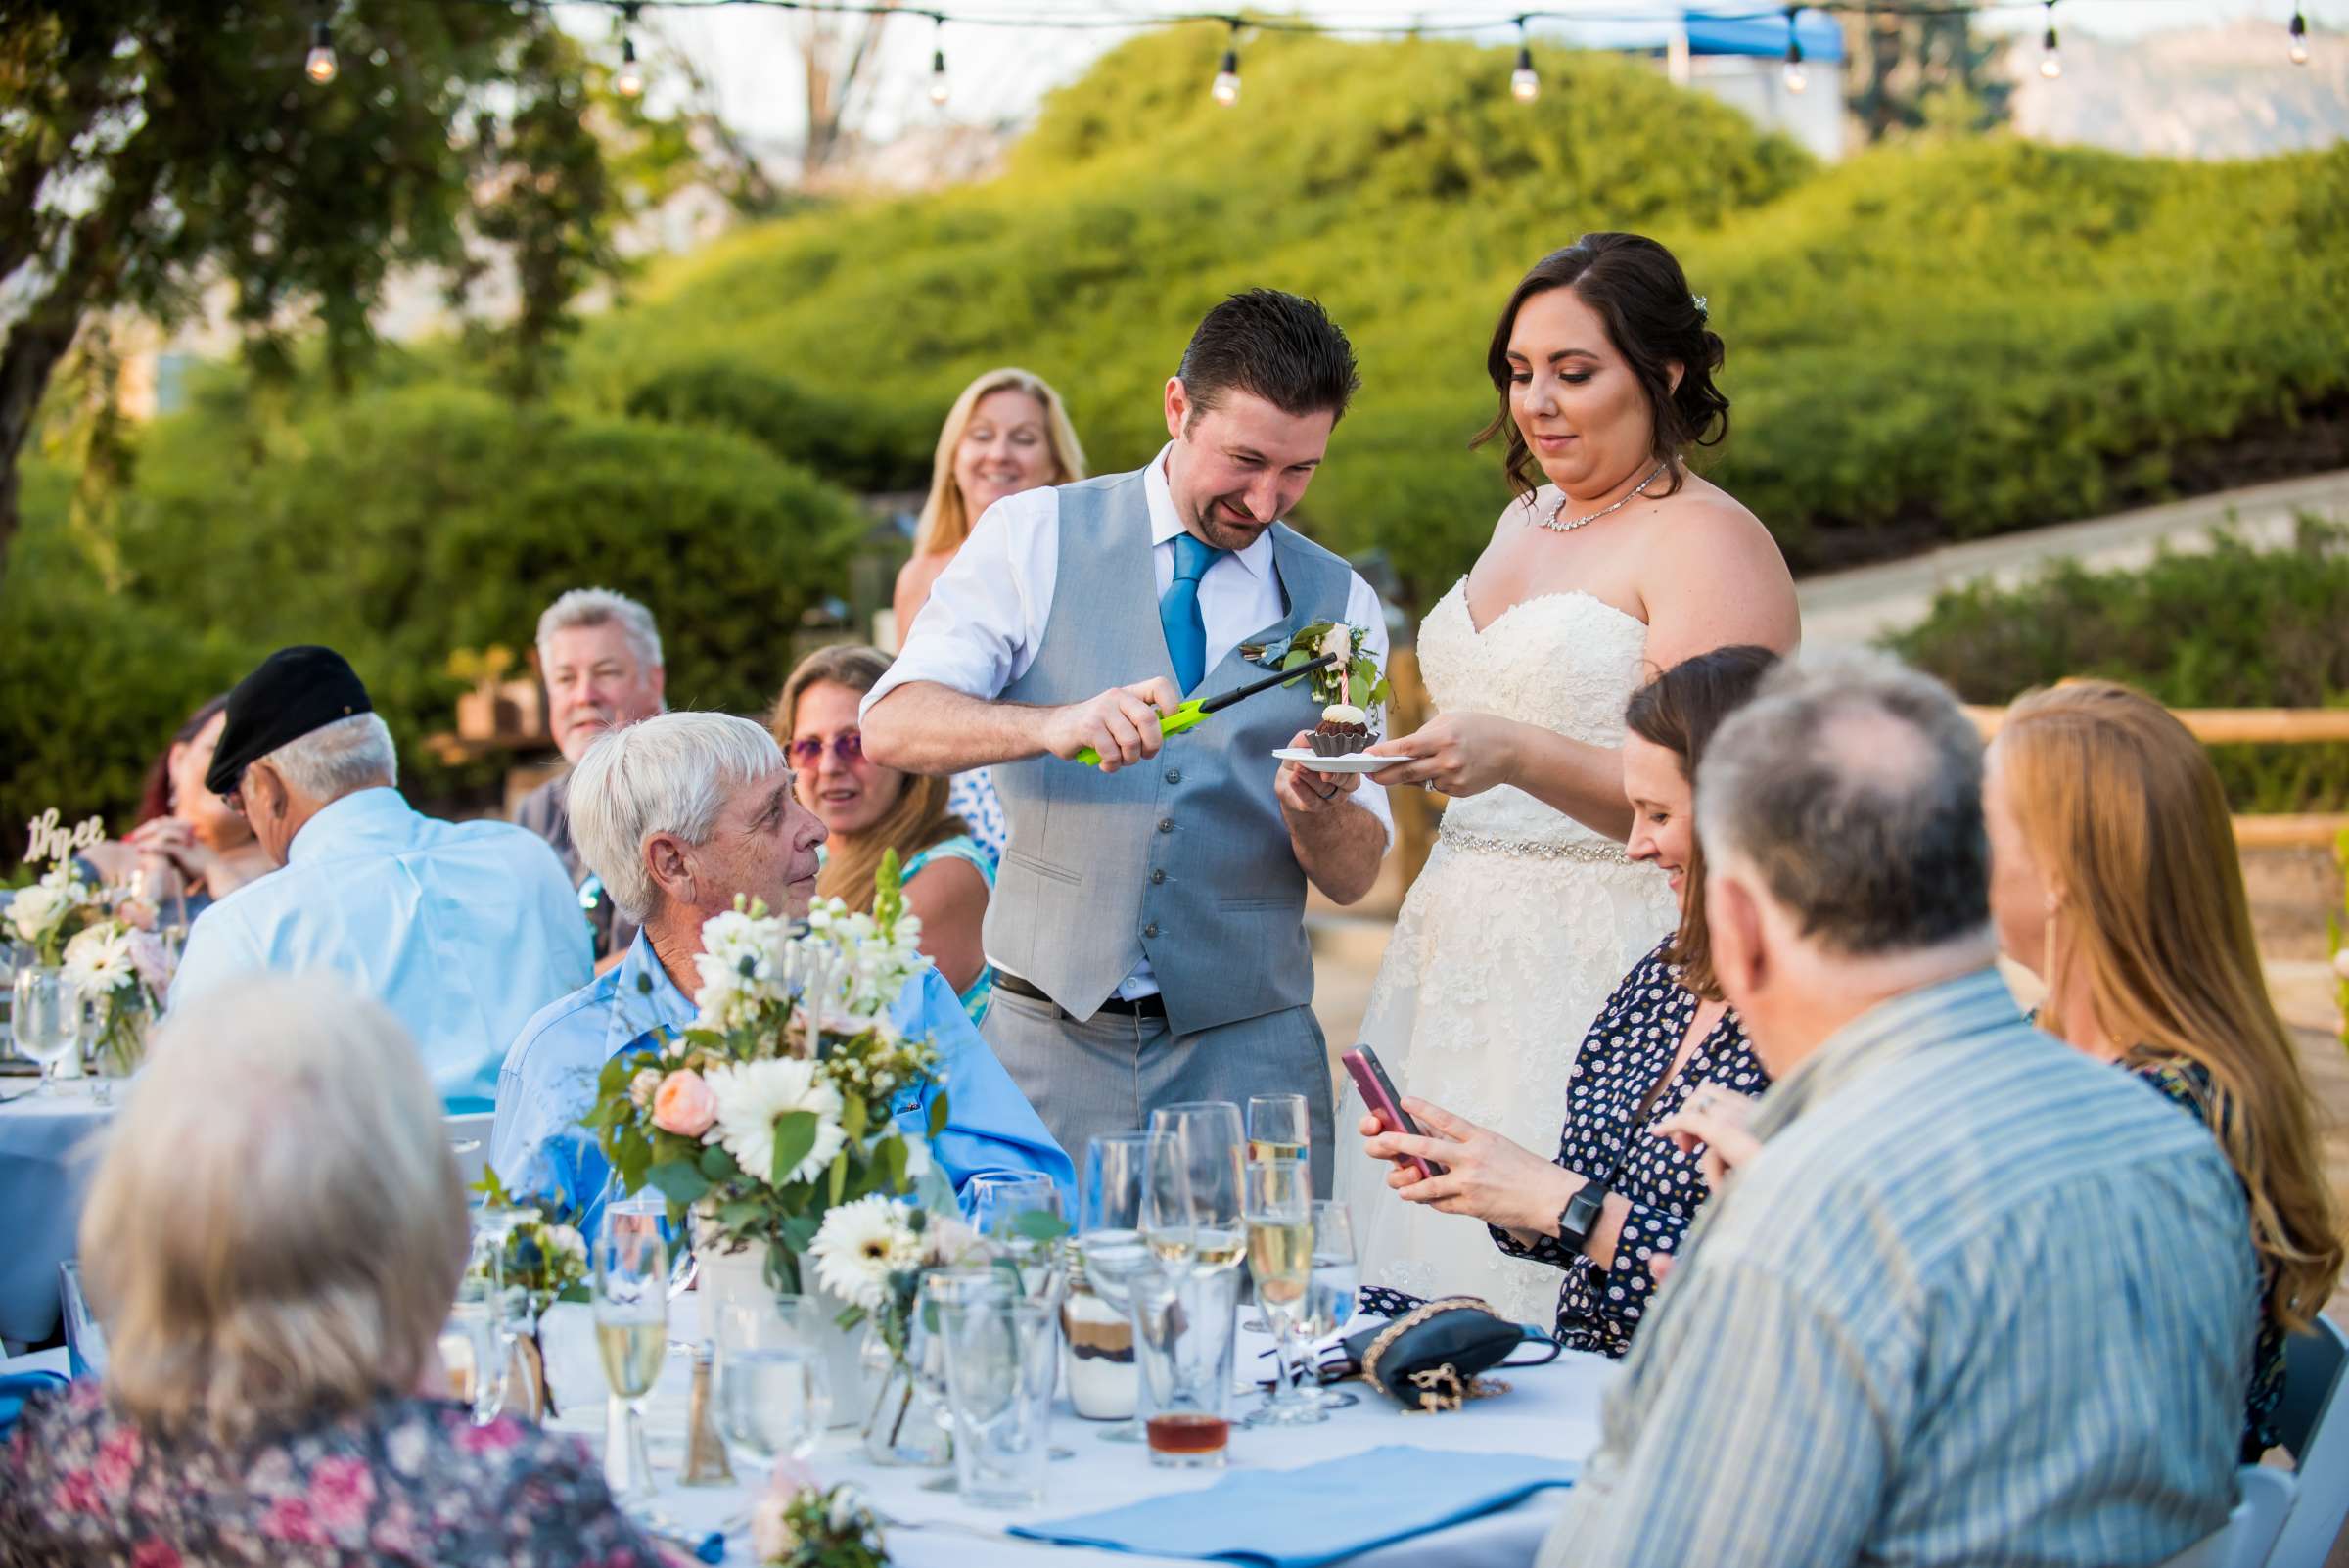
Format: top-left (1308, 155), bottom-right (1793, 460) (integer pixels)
top-left (581, 853), bottom-right (952, 1415)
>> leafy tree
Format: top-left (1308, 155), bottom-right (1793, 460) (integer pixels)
top-left (0, 1), bottom-right (620, 583)
top-left (1842, 13), bottom-right (2012, 144)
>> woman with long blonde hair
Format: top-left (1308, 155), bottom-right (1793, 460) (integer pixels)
top-left (1984, 679), bottom-right (2343, 1457)
top-left (891, 367), bottom-right (1086, 867)
top-left (774, 644), bottom-right (994, 1021)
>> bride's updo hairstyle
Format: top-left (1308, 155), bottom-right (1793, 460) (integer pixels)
top-left (1474, 232), bottom-right (1729, 503)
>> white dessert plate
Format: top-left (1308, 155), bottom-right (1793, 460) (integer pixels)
top-left (1271, 748), bottom-right (1389, 774)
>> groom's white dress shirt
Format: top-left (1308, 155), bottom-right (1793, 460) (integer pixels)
top-left (867, 443), bottom-right (1395, 999)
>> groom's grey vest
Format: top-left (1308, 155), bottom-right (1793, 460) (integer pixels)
top-left (987, 468), bottom-right (1353, 1039)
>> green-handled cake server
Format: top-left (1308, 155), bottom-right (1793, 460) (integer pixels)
top-left (1073, 652), bottom-right (1337, 767)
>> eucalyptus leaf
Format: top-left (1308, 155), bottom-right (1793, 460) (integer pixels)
top-left (841, 1091), bottom-right (868, 1143)
top-left (1008, 1208), bottom-right (1071, 1244)
top-left (827, 1148), bottom-right (849, 1206)
top-left (927, 1090), bottom-right (949, 1140)
top-left (646, 1159), bottom-right (712, 1207)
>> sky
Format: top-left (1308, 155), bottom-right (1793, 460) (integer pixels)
top-left (550, 0), bottom-right (2349, 155)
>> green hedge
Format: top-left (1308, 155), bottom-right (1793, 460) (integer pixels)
top-left (0, 388), bottom-right (864, 853)
top-left (621, 360), bottom-right (930, 493)
top-left (563, 27), bottom-right (2349, 594)
top-left (1889, 519), bottom-right (2349, 813)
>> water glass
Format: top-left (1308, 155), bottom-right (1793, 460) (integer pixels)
top-left (910, 1267), bottom-right (1012, 1441)
top-left (715, 1294), bottom-right (831, 1472)
top-left (1131, 1259), bottom-right (1240, 1469)
top-left (1077, 1132), bottom-right (1159, 1443)
top-left (970, 1173), bottom-right (1066, 1300)
top-left (439, 1275), bottom-right (505, 1424)
top-left (1304, 1198), bottom-right (1361, 1412)
top-left (11, 968), bottom-right (82, 1095)
top-left (938, 1293), bottom-right (1059, 1508)
top-left (593, 1197), bottom-right (670, 1515)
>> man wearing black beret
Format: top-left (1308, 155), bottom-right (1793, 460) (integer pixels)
top-left (169, 646), bottom-right (594, 1110)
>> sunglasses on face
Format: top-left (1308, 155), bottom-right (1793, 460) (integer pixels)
top-left (788, 731), bottom-right (864, 767)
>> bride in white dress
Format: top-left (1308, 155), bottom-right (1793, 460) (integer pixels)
top-left (1344, 234), bottom-right (1798, 1324)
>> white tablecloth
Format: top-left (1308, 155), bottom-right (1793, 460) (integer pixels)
top-left (0, 1086), bottom-right (113, 1346)
top-left (540, 1303), bottom-right (1618, 1568)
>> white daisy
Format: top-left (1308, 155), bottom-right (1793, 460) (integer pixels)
top-left (705, 1058), bottom-right (845, 1188)
top-left (63, 922), bottom-right (136, 993)
top-left (806, 1193), bottom-right (920, 1311)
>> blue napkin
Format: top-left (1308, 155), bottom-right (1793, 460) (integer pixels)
top-left (1009, 1444), bottom-right (1578, 1567)
top-left (0, 1371), bottom-right (69, 1441)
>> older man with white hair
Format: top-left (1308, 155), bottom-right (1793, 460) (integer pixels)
top-left (514, 587), bottom-right (668, 961)
top-left (168, 645), bottom-right (593, 1110)
top-left (490, 712), bottom-right (1071, 1236)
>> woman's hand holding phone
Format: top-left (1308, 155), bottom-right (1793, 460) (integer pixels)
top-left (1360, 1095), bottom-right (1578, 1236)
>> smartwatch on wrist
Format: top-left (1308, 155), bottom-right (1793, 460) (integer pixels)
top-left (1555, 1180), bottom-right (1610, 1256)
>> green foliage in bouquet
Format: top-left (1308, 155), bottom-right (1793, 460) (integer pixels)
top-left (581, 853), bottom-right (948, 1295)
top-left (469, 1167), bottom-right (591, 1317)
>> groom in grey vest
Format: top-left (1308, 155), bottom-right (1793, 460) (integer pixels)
top-left (863, 291), bottom-right (1394, 1192)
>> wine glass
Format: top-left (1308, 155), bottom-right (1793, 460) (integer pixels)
top-left (593, 1197), bottom-right (670, 1517)
top-left (1241, 1156), bottom-right (1319, 1426)
top-left (715, 1294), bottom-right (831, 1474)
top-left (1303, 1198), bottom-right (1360, 1412)
top-left (11, 968), bottom-right (81, 1096)
top-left (1145, 1102), bottom-right (1245, 1273)
top-left (1078, 1132), bottom-right (1159, 1445)
top-left (440, 1251), bottom-right (506, 1425)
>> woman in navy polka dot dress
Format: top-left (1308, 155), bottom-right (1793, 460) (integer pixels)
top-left (1356, 646), bottom-right (1776, 1358)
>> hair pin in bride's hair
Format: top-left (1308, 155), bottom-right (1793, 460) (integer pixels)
top-left (1691, 294), bottom-right (1709, 320)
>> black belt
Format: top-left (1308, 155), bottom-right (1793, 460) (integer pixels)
top-left (994, 970), bottom-right (1167, 1019)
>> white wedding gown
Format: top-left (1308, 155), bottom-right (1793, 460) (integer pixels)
top-left (1341, 581), bottom-right (1678, 1326)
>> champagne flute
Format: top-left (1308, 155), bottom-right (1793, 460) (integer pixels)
top-left (715, 1294), bottom-right (830, 1474)
top-left (1241, 1157), bottom-right (1319, 1426)
top-left (1145, 1102), bottom-right (1245, 1273)
top-left (1078, 1131), bottom-right (1160, 1445)
top-left (1303, 1198), bottom-right (1360, 1412)
top-left (1241, 1094), bottom-right (1310, 1329)
top-left (593, 1197), bottom-right (670, 1517)
top-left (1246, 1094), bottom-right (1310, 1165)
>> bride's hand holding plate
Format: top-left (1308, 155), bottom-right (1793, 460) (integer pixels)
top-left (1364, 713), bottom-right (1523, 798)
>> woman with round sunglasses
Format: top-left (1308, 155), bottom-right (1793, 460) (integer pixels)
top-left (773, 644), bottom-right (994, 1021)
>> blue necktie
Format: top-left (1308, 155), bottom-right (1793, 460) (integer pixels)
top-left (1159, 532), bottom-right (1225, 694)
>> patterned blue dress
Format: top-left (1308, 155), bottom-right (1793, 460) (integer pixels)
top-left (944, 768), bottom-right (1006, 864)
top-left (899, 833), bottom-right (996, 1026)
top-left (1487, 939), bottom-right (1768, 1357)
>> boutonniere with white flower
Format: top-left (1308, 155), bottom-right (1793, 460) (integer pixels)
top-left (1241, 620), bottom-right (1391, 714)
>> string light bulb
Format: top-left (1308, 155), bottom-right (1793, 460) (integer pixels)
top-left (1510, 19), bottom-right (1539, 103)
top-left (1781, 7), bottom-right (1807, 95)
top-left (2039, 3), bottom-right (2061, 79)
top-left (929, 15), bottom-right (950, 106)
top-left (303, 19), bottom-right (339, 85)
top-left (1211, 19), bottom-right (1242, 107)
top-left (614, 4), bottom-right (645, 98)
top-left (2290, 8), bottom-right (2309, 65)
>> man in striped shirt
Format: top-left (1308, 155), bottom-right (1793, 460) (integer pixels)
top-left (1542, 654), bottom-right (2257, 1568)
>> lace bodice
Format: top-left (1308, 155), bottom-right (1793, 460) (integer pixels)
top-left (1415, 581), bottom-right (1652, 846)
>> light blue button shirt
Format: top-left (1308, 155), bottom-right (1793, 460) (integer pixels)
top-left (489, 932), bottom-right (1074, 1236)
top-left (168, 787), bottom-right (593, 1112)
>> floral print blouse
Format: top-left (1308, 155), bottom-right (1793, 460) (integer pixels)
top-left (1488, 939), bottom-right (1768, 1359)
top-left (0, 1381), bottom-right (666, 1568)
top-left (2131, 1055), bottom-right (2286, 1460)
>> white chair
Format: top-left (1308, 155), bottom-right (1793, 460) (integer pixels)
top-left (2156, 1467), bottom-right (2295, 1568)
top-left (2268, 1315), bottom-right (2349, 1568)
top-left (444, 1110), bottom-right (495, 1192)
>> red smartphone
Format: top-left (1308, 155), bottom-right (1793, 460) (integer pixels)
top-left (1341, 1044), bottom-right (1447, 1181)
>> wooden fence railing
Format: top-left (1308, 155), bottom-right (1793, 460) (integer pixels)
top-left (1965, 705), bottom-right (2349, 849)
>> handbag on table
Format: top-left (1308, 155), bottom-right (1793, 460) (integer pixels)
top-left (1341, 1295), bottom-right (1561, 1412)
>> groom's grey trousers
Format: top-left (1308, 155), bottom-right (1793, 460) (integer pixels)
top-left (981, 988), bottom-right (1335, 1195)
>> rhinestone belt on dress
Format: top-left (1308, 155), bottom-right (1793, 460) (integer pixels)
top-left (1437, 820), bottom-right (1630, 864)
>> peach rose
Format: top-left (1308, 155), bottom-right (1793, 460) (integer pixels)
top-left (650, 1069), bottom-right (718, 1137)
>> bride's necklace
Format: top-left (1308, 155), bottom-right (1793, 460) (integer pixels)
top-left (1538, 462), bottom-right (1669, 534)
